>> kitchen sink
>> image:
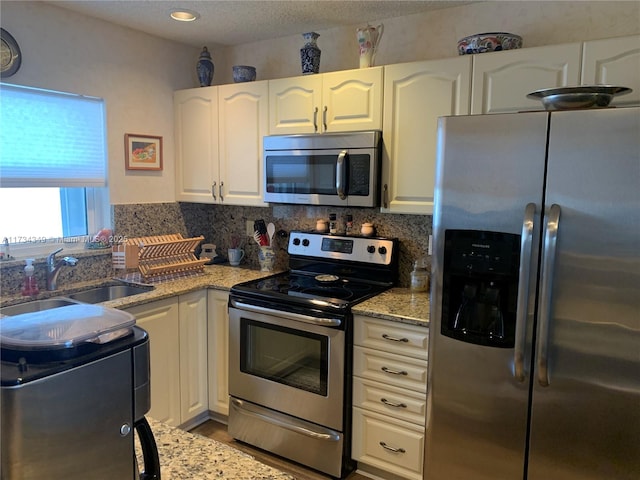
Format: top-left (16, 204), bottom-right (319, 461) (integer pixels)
top-left (67, 284), bottom-right (153, 304)
top-left (0, 284), bottom-right (153, 317)
top-left (0, 297), bottom-right (81, 317)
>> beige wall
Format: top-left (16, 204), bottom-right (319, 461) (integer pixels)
top-left (215, 1), bottom-right (640, 83)
top-left (1, 1), bottom-right (196, 205)
top-left (2, 1), bottom-right (638, 204)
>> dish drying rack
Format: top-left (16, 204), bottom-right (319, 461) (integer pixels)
top-left (112, 234), bottom-right (206, 280)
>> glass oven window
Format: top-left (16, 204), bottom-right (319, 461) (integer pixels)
top-left (240, 319), bottom-right (329, 396)
top-left (265, 153), bottom-right (371, 195)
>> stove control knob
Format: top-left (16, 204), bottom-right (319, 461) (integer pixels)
top-left (367, 245), bottom-right (375, 254)
top-left (302, 238), bottom-right (310, 247)
top-left (378, 246), bottom-right (387, 255)
top-left (293, 237), bottom-right (301, 246)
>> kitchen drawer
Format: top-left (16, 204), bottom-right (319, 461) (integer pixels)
top-left (353, 377), bottom-right (426, 426)
top-left (352, 407), bottom-right (424, 480)
top-left (354, 315), bottom-right (428, 360)
top-left (353, 346), bottom-right (427, 393)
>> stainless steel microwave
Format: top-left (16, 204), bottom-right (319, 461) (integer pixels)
top-left (263, 131), bottom-right (382, 207)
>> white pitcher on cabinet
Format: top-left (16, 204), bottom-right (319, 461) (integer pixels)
top-left (357, 23), bottom-right (383, 68)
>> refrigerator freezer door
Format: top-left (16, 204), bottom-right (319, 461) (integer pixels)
top-left (527, 107), bottom-right (640, 480)
top-left (426, 112), bottom-right (549, 479)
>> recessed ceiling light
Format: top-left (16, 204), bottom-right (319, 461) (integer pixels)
top-left (170, 9), bottom-right (200, 22)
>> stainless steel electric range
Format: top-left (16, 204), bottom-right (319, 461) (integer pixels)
top-left (228, 230), bottom-right (398, 478)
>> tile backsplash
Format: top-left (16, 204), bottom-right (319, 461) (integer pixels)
top-left (1, 202), bottom-right (431, 295)
top-left (114, 202), bottom-right (432, 288)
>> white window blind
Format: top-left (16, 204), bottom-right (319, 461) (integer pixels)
top-left (0, 83), bottom-right (107, 187)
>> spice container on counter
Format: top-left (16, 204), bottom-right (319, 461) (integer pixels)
top-left (360, 222), bottom-right (374, 237)
top-left (345, 214), bottom-right (354, 235)
top-left (410, 258), bottom-right (429, 292)
top-left (329, 213), bottom-right (338, 234)
top-left (316, 219), bottom-right (329, 233)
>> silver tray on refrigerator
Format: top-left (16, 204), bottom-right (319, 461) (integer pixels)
top-left (527, 85), bottom-right (632, 111)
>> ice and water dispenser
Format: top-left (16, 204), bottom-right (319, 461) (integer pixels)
top-left (441, 230), bottom-right (520, 348)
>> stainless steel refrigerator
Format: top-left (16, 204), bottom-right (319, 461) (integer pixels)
top-left (426, 107), bottom-right (639, 480)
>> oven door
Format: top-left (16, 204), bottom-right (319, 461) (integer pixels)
top-left (229, 302), bottom-right (345, 431)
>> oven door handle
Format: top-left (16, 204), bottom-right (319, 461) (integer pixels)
top-left (231, 398), bottom-right (341, 442)
top-left (230, 300), bottom-right (342, 327)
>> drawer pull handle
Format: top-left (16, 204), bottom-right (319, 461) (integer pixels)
top-left (379, 442), bottom-right (406, 454)
top-left (382, 334), bottom-right (409, 343)
top-left (381, 366), bottom-right (408, 376)
top-left (381, 398), bottom-right (407, 408)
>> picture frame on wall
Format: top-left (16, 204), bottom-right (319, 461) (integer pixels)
top-left (124, 133), bottom-right (163, 171)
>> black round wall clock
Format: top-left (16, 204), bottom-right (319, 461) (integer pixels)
top-left (1, 28), bottom-right (22, 77)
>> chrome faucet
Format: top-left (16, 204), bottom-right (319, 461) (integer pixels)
top-left (46, 248), bottom-right (78, 290)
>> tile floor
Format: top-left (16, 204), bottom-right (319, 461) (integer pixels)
top-left (191, 420), bottom-right (368, 480)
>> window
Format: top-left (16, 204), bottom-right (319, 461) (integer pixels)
top-left (0, 83), bottom-right (110, 257)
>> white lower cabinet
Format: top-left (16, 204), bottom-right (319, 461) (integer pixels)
top-left (126, 290), bottom-right (208, 428)
top-left (178, 291), bottom-right (209, 424)
top-left (352, 315), bottom-right (429, 480)
top-left (207, 289), bottom-right (230, 416)
top-left (352, 408), bottom-right (425, 480)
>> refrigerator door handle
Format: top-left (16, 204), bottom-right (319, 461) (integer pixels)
top-left (514, 202), bottom-right (536, 382)
top-left (536, 203), bottom-right (561, 387)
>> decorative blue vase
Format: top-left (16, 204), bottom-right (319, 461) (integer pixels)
top-left (300, 32), bottom-right (321, 75)
top-left (196, 46), bottom-right (214, 87)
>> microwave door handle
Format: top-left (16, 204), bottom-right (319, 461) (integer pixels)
top-left (336, 150), bottom-right (347, 200)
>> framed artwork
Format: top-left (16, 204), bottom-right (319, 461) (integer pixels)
top-left (124, 134), bottom-right (163, 171)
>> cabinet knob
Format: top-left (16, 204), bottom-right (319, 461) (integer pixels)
top-left (380, 398), bottom-right (407, 409)
top-left (381, 366), bottom-right (408, 376)
top-left (379, 442), bottom-right (406, 454)
top-left (382, 333), bottom-right (408, 343)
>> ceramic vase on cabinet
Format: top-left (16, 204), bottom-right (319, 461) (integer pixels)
top-left (357, 24), bottom-right (384, 68)
top-left (196, 46), bottom-right (214, 87)
top-left (300, 32), bottom-right (321, 74)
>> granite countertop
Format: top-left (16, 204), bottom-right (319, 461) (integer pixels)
top-left (1, 264), bottom-right (429, 326)
top-left (136, 417), bottom-right (294, 480)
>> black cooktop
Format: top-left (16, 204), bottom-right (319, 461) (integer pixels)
top-left (232, 270), bottom-right (389, 310)
top-left (230, 231), bottom-right (398, 314)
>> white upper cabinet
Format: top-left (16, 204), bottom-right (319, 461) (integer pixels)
top-left (174, 87), bottom-right (219, 203)
top-left (381, 57), bottom-right (471, 215)
top-left (269, 67), bottom-right (383, 134)
top-left (322, 68), bottom-right (384, 133)
top-left (174, 82), bottom-right (268, 206)
top-left (218, 82), bottom-right (269, 206)
top-left (471, 43), bottom-right (582, 114)
top-left (581, 34), bottom-right (640, 107)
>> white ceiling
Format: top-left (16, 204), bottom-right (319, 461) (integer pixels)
top-left (49, 0), bottom-right (478, 48)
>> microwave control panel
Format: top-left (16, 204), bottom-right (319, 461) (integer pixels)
top-left (288, 231), bottom-right (396, 265)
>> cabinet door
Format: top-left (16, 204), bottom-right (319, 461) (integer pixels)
top-left (322, 67), bottom-right (383, 132)
top-left (178, 291), bottom-right (208, 424)
top-left (381, 57), bottom-right (471, 214)
top-left (269, 75), bottom-right (322, 134)
top-left (126, 298), bottom-right (181, 427)
top-left (471, 43), bottom-right (582, 114)
top-left (174, 87), bottom-right (218, 203)
top-left (218, 82), bottom-right (269, 207)
top-left (207, 289), bottom-right (230, 416)
top-left (582, 35), bottom-right (640, 107)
